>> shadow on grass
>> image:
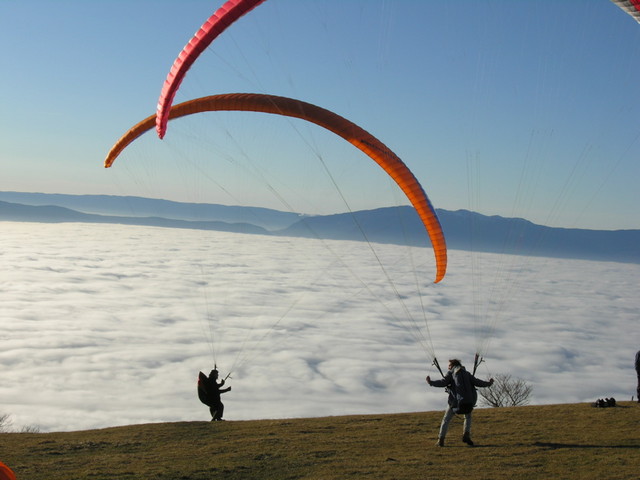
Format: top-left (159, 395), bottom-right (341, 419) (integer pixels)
top-left (534, 442), bottom-right (640, 450)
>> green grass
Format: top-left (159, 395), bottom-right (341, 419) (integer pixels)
top-left (1, 402), bottom-right (638, 479)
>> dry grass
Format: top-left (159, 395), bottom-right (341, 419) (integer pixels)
top-left (1, 402), bottom-right (638, 479)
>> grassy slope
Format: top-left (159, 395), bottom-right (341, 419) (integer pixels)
top-left (1, 403), bottom-right (638, 480)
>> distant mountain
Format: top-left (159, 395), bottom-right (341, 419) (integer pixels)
top-left (0, 200), bottom-right (268, 235)
top-left (438, 209), bottom-right (640, 264)
top-left (1, 192), bottom-right (638, 264)
top-left (283, 207), bottom-right (640, 264)
top-left (0, 191), bottom-right (300, 231)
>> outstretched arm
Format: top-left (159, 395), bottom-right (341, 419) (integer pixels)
top-left (473, 377), bottom-right (494, 388)
top-left (426, 374), bottom-right (450, 388)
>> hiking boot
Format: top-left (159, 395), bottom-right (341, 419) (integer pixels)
top-left (462, 433), bottom-right (474, 446)
top-left (435, 437), bottom-right (444, 447)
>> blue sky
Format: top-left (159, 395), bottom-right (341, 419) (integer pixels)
top-left (1, 1), bottom-right (639, 230)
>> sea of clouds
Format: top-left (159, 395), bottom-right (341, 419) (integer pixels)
top-left (1, 221), bottom-right (638, 432)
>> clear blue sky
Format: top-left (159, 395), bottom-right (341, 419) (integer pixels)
top-left (1, 1), bottom-right (639, 230)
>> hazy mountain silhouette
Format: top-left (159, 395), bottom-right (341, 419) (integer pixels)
top-left (0, 191), bottom-right (299, 231)
top-left (281, 206), bottom-right (640, 264)
top-left (0, 200), bottom-right (268, 235)
top-left (1, 192), bottom-right (638, 264)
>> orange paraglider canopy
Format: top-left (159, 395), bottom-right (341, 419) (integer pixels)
top-left (105, 93), bottom-right (447, 283)
top-left (0, 462), bottom-right (17, 480)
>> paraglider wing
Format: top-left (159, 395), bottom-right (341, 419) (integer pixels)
top-left (0, 461), bottom-right (17, 480)
top-left (611, 0), bottom-right (640, 22)
top-left (105, 93), bottom-right (447, 283)
top-left (156, 0), bottom-right (266, 139)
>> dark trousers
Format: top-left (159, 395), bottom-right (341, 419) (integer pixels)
top-left (210, 402), bottom-right (224, 420)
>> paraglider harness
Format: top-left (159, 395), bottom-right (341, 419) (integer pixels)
top-left (592, 397), bottom-right (616, 408)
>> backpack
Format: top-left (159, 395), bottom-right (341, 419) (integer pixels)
top-left (452, 368), bottom-right (477, 414)
top-left (197, 371), bottom-right (214, 407)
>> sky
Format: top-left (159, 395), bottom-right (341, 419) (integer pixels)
top-left (2, 222), bottom-right (638, 433)
top-left (1, 1), bottom-right (639, 230)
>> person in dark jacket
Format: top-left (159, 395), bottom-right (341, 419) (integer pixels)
top-left (635, 350), bottom-right (640, 402)
top-left (426, 358), bottom-right (493, 447)
top-left (206, 368), bottom-right (231, 421)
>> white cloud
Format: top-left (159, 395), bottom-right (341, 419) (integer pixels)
top-left (1, 222), bottom-right (638, 432)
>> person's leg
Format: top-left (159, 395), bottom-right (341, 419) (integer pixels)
top-left (463, 412), bottom-right (472, 434)
top-left (462, 413), bottom-right (474, 446)
top-left (437, 407), bottom-right (455, 446)
top-left (211, 402), bottom-right (224, 420)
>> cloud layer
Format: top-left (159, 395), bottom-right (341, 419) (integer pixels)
top-left (1, 222), bottom-right (638, 432)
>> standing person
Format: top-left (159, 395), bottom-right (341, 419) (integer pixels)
top-left (635, 350), bottom-right (640, 402)
top-left (426, 358), bottom-right (493, 447)
top-left (200, 368), bottom-right (231, 421)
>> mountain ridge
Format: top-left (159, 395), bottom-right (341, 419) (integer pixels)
top-left (1, 191), bottom-right (638, 264)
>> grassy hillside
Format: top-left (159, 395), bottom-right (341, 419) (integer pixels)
top-left (1, 403), bottom-right (638, 479)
